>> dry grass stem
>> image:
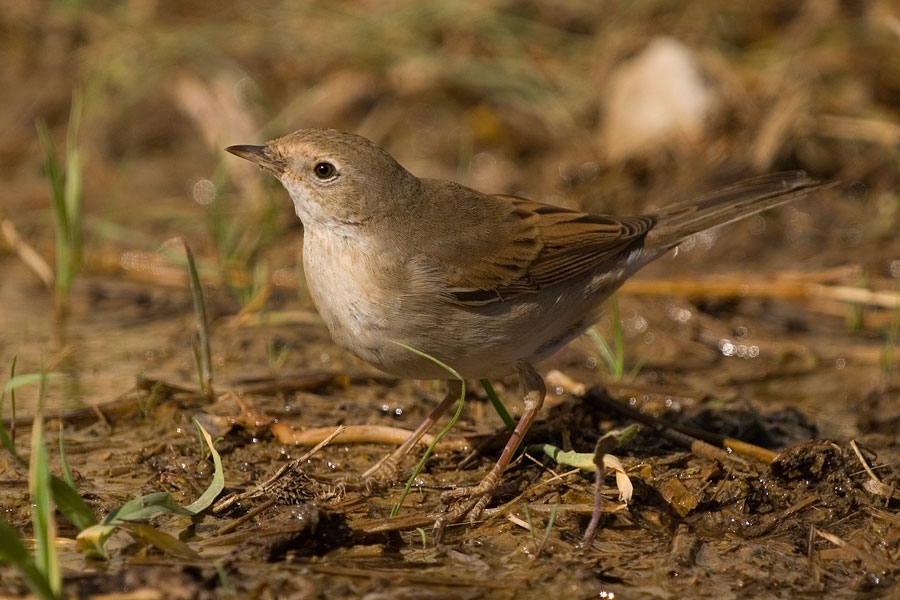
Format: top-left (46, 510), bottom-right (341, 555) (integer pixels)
top-left (1, 217), bottom-right (55, 289)
top-left (270, 423), bottom-right (470, 452)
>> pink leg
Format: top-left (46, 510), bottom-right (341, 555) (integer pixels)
top-left (438, 363), bottom-right (545, 527)
top-left (360, 379), bottom-right (463, 486)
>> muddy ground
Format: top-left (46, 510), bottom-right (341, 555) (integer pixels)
top-left (2, 2), bottom-right (900, 598)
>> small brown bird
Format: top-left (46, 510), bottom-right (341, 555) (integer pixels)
top-left (227, 129), bottom-right (828, 525)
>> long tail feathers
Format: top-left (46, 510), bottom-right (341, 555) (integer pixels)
top-left (642, 171), bottom-right (836, 257)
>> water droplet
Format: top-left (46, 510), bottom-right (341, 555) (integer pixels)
top-left (890, 259), bottom-right (900, 278)
top-left (720, 339), bottom-right (736, 357)
top-left (191, 178), bottom-right (216, 205)
top-left (667, 305), bottom-right (692, 323)
top-left (631, 314), bottom-right (648, 333)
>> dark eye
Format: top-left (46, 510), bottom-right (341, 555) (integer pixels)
top-left (313, 162), bottom-right (337, 179)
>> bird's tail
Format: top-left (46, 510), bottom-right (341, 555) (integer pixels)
top-left (642, 171), bottom-right (833, 259)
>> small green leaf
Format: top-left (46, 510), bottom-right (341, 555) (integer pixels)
top-left (76, 420), bottom-right (224, 559)
top-left (118, 523), bottom-right (201, 560)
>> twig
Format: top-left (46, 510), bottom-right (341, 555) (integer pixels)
top-left (583, 387), bottom-right (764, 465)
top-left (0, 216), bottom-right (54, 288)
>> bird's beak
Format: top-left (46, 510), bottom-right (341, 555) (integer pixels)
top-left (225, 144), bottom-right (285, 175)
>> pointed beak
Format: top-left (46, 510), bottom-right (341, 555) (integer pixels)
top-left (225, 144), bottom-right (285, 175)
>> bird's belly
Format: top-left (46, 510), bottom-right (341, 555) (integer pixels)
top-left (301, 234), bottom-right (623, 381)
top-left (303, 268), bottom-right (512, 379)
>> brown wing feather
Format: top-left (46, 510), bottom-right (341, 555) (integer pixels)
top-left (441, 195), bottom-right (654, 306)
top-left (420, 172), bottom-right (825, 308)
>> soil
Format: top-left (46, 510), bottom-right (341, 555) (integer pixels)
top-left (1, 2), bottom-right (900, 599)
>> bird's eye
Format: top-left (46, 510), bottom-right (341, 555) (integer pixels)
top-left (313, 162), bottom-right (337, 180)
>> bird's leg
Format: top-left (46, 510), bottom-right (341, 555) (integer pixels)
top-left (355, 379), bottom-right (463, 490)
top-left (437, 363), bottom-right (545, 530)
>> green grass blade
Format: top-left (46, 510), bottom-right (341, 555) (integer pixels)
top-left (79, 493), bottom-right (198, 559)
top-left (587, 327), bottom-right (620, 379)
top-left (76, 420), bottom-right (222, 559)
top-left (388, 341), bottom-right (466, 517)
top-left (36, 119), bottom-right (70, 305)
top-left (587, 295), bottom-right (631, 381)
top-left (214, 560), bottom-right (235, 596)
top-left (58, 422), bottom-right (75, 489)
top-left (183, 241), bottom-right (214, 400)
top-left (6, 356), bottom-right (17, 444)
top-left (50, 476), bottom-right (96, 531)
top-left (2, 364), bottom-right (96, 532)
top-left (0, 518), bottom-right (59, 600)
top-left (609, 295), bottom-right (624, 378)
top-left (35, 89), bottom-right (84, 314)
top-left (52, 415), bottom-right (97, 532)
top-left (536, 502), bottom-right (558, 558)
top-left (63, 89), bottom-right (83, 277)
top-left (117, 523), bottom-right (201, 560)
top-left (1, 357), bottom-right (22, 464)
top-left (479, 379), bottom-right (515, 431)
top-left (35, 121), bottom-right (64, 222)
top-left (528, 443), bottom-right (597, 471)
top-left (392, 379), bottom-right (467, 517)
top-left (29, 392), bottom-right (61, 597)
top-left (3, 372), bottom-right (64, 394)
top-left (185, 420), bottom-right (225, 513)
top-left (0, 424), bottom-right (97, 531)
top-left (1, 371), bottom-right (64, 468)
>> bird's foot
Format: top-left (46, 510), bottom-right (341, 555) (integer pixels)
top-left (432, 471), bottom-right (500, 539)
top-left (337, 455), bottom-right (404, 494)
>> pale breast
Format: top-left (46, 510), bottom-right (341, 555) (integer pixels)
top-left (302, 229), bottom-right (386, 338)
top-left (299, 227), bottom-right (638, 381)
top-left (301, 228), bottom-right (447, 377)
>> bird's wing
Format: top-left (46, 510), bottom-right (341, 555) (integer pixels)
top-left (422, 190), bottom-right (654, 306)
top-left (417, 171), bottom-right (826, 307)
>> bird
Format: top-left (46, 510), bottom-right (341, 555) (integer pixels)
top-left (227, 128), bottom-right (829, 527)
